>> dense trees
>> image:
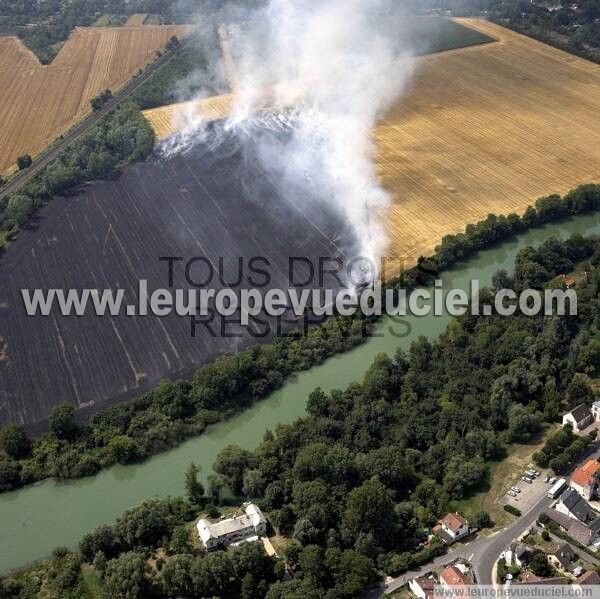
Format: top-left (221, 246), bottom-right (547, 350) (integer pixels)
top-left (2, 234), bottom-right (600, 597)
top-left (434, 184), bottom-right (600, 270)
top-left (0, 102), bottom-right (155, 252)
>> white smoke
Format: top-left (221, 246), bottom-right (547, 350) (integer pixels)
top-left (164, 0), bottom-right (416, 270)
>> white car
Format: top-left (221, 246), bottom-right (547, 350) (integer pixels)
top-left (508, 491), bottom-right (517, 497)
top-left (543, 476), bottom-right (549, 483)
top-left (549, 477), bottom-right (556, 484)
top-left (511, 486), bottom-right (521, 493)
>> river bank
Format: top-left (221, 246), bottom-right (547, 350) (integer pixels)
top-left (0, 211), bottom-right (597, 574)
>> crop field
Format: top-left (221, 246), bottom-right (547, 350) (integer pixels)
top-left (124, 14), bottom-right (149, 27)
top-left (374, 19), bottom-right (600, 274)
top-left (0, 123), bottom-right (357, 427)
top-left (144, 19), bottom-right (600, 276)
top-left (0, 23), bottom-right (190, 175)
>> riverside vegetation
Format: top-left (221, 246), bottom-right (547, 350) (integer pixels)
top-left (1, 232), bottom-right (599, 598)
top-left (1, 184), bottom-right (599, 493)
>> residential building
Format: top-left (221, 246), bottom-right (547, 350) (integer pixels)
top-left (196, 503), bottom-right (268, 550)
top-left (504, 541), bottom-right (529, 567)
top-left (543, 509), bottom-right (600, 547)
top-left (592, 400), bottom-right (600, 422)
top-left (432, 513), bottom-right (470, 545)
top-left (555, 488), bottom-right (593, 523)
top-left (409, 573), bottom-right (437, 599)
top-left (576, 571), bottom-right (600, 586)
top-left (547, 542), bottom-right (576, 571)
top-left (562, 405), bottom-right (593, 432)
top-left (571, 459), bottom-right (600, 500)
top-left (439, 565), bottom-right (472, 588)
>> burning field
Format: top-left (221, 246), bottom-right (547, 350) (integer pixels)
top-left (0, 20), bottom-right (190, 175)
top-left (3, 6), bottom-right (600, 427)
top-left (144, 19), bottom-right (600, 276)
top-left (0, 121), bottom-right (358, 427)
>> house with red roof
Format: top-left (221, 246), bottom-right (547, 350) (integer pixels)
top-left (571, 460), bottom-right (600, 500)
top-left (439, 565), bottom-right (472, 588)
top-left (432, 513), bottom-right (471, 545)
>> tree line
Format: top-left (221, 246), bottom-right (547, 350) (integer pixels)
top-left (1, 233), bottom-right (599, 597)
top-left (1, 185), bottom-right (599, 493)
top-left (0, 102), bottom-right (155, 251)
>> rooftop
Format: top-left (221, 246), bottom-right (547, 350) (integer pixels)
top-left (580, 460), bottom-right (600, 476)
top-left (577, 570), bottom-right (600, 585)
top-left (559, 488), bottom-right (593, 522)
top-left (441, 512), bottom-right (468, 533)
top-left (440, 565), bottom-right (471, 586)
top-left (571, 468), bottom-right (595, 487)
top-left (568, 404), bottom-right (592, 424)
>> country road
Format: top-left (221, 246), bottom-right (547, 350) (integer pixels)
top-left (0, 28), bottom-right (199, 202)
top-left (374, 442), bottom-right (600, 596)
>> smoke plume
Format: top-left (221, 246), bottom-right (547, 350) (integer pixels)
top-left (163, 0), bottom-right (416, 272)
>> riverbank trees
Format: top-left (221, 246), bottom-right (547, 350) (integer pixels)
top-left (2, 234), bottom-right (599, 597)
top-left (0, 187), bottom-right (598, 493)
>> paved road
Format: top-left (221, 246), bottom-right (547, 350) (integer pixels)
top-left (0, 30), bottom-right (198, 202)
top-left (371, 489), bottom-right (552, 597)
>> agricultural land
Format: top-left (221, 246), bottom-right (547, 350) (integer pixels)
top-left (0, 20), bottom-right (190, 175)
top-left (143, 19), bottom-right (600, 276)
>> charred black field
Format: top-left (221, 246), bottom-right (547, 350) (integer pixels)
top-left (0, 120), bottom-right (359, 428)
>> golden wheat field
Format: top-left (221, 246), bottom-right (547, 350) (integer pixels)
top-left (144, 19), bottom-right (600, 275)
top-left (0, 22), bottom-right (190, 175)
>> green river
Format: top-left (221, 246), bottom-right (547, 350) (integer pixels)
top-left (0, 213), bottom-right (598, 573)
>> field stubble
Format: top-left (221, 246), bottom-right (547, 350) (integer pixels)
top-left (0, 22), bottom-right (190, 175)
top-left (144, 20), bottom-right (600, 276)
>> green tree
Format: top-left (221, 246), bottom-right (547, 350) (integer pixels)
top-left (340, 478), bottom-right (398, 548)
top-left (17, 154), bottom-right (32, 170)
top-left (214, 445), bottom-right (255, 495)
top-left (184, 462), bottom-right (205, 504)
top-left (0, 423), bottom-right (31, 459)
top-left (105, 551), bottom-right (151, 599)
top-left (107, 435), bottom-right (137, 464)
top-left (48, 402), bottom-right (78, 440)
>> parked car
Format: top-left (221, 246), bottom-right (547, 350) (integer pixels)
top-left (544, 476), bottom-right (549, 483)
top-left (511, 486), bottom-right (521, 493)
top-left (509, 491), bottom-right (517, 497)
top-left (549, 477), bottom-right (556, 484)
top-left (522, 476), bottom-right (533, 484)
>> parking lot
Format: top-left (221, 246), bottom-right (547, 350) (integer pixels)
top-left (499, 468), bottom-right (552, 512)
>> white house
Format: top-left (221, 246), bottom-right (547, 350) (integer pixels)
top-left (409, 573), bottom-right (437, 599)
top-left (196, 503), bottom-right (268, 550)
top-left (504, 541), bottom-right (529, 567)
top-left (592, 401), bottom-right (600, 422)
top-left (570, 460), bottom-right (600, 500)
top-left (555, 488), bottom-right (593, 523)
top-left (562, 405), bottom-right (593, 433)
top-left (432, 513), bottom-right (470, 544)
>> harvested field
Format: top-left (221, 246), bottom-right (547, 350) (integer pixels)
top-left (124, 14), bottom-right (148, 27)
top-left (0, 23), bottom-right (190, 175)
top-left (374, 19), bottom-right (600, 274)
top-left (0, 122), bottom-right (357, 427)
top-left (144, 19), bottom-right (600, 276)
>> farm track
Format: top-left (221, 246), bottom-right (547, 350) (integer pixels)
top-left (0, 22), bottom-right (191, 176)
top-left (143, 19), bottom-right (600, 276)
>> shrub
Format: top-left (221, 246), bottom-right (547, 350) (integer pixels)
top-left (504, 504), bottom-right (521, 517)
